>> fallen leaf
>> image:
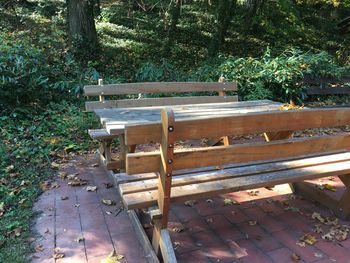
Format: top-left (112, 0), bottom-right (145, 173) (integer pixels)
top-left (314, 252), bottom-right (323, 258)
top-left (184, 200), bottom-right (196, 207)
top-left (206, 218), bottom-right (213, 223)
top-left (102, 199), bottom-right (116, 206)
top-left (106, 211), bottom-right (113, 215)
top-left (74, 236), bottom-right (84, 243)
top-left (91, 163), bottom-right (99, 167)
top-left (35, 245), bottom-right (44, 252)
top-left (5, 165), bottom-right (15, 173)
top-left (248, 220), bottom-right (257, 226)
top-left (300, 233), bottom-right (317, 245)
top-left (58, 172), bottom-right (67, 179)
top-left (61, 196), bottom-right (69, 200)
top-left (39, 181), bottom-right (53, 191)
top-left (322, 184), bottom-right (336, 192)
top-left (223, 198), bottom-right (236, 206)
top-left (6, 227), bottom-right (22, 237)
top-left (291, 253), bottom-right (301, 262)
top-left (52, 247), bottom-right (65, 259)
top-left (296, 241), bottom-right (305, 247)
top-left (104, 182), bottom-right (113, 189)
top-left (67, 173), bottom-right (79, 180)
top-left (68, 178), bottom-right (87, 186)
top-left (206, 199), bottom-right (214, 203)
top-left (0, 202), bottom-right (4, 217)
top-left (44, 228), bottom-right (50, 234)
top-left (74, 203), bottom-right (80, 207)
top-left (51, 162), bottom-right (60, 170)
top-left (172, 225), bottom-right (185, 233)
top-left (86, 185), bottom-right (97, 192)
top-left (248, 190), bottom-right (259, 196)
top-left (314, 224), bottom-right (323, 234)
top-left (312, 212), bottom-right (325, 223)
top-left (255, 235), bottom-right (263, 240)
top-left (285, 206), bottom-right (300, 213)
top-left (101, 250), bottom-right (124, 263)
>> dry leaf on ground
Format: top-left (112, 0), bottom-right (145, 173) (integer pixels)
top-left (223, 198), bottom-right (237, 206)
top-left (61, 196), bottom-right (69, 200)
top-left (101, 250), bottom-right (124, 263)
top-left (248, 220), bottom-right (257, 226)
top-left (184, 200), bottom-right (196, 207)
top-left (52, 247), bottom-right (65, 259)
top-left (102, 199), bottom-right (116, 206)
top-left (86, 185), bottom-right (97, 192)
top-left (291, 253), bottom-right (301, 262)
top-left (35, 245), bottom-right (44, 252)
top-left (299, 233), bottom-right (317, 245)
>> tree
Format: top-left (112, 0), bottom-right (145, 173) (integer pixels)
top-left (208, 0), bottom-right (236, 57)
top-left (66, 0), bottom-right (98, 54)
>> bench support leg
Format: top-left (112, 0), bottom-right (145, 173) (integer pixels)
top-left (264, 131), bottom-right (294, 191)
top-left (293, 174), bottom-right (350, 220)
top-left (118, 135), bottom-right (136, 172)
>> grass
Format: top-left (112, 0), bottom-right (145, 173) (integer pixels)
top-left (0, 101), bottom-right (97, 262)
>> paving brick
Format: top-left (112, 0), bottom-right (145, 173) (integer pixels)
top-left (183, 216), bottom-right (208, 233)
top-left (215, 226), bottom-right (245, 242)
top-left (267, 247), bottom-right (303, 263)
top-left (171, 203), bottom-right (199, 222)
top-left (271, 229), bottom-right (323, 262)
top-left (243, 206), bottom-right (286, 232)
top-left (222, 207), bottom-right (249, 224)
top-left (274, 211), bottom-right (312, 234)
top-left (192, 231), bottom-right (226, 248)
top-left (84, 229), bottom-right (114, 259)
top-left (238, 223), bottom-right (282, 252)
top-left (171, 232), bottom-right (198, 254)
top-left (229, 239), bottom-right (273, 263)
top-left (315, 240), bottom-right (350, 263)
top-left (176, 249), bottom-right (210, 263)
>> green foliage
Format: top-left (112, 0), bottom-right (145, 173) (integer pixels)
top-left (136, 60), bottom-right (183, 82)
top-left (0, 102), bottom-right (97, 262)
top-left (0, 31), bottom-right (100, 111)
top-left (193, 48), bottom-right (349, 102)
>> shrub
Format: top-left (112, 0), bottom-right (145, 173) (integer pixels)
top-left (192, 48), bottom-right (350, 103)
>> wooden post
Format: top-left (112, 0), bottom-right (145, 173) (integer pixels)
top-left (218, 76), bottom-right (229, 146)
top-left (152, 108), bottom-right (175, 259)
top-left (98, 78), bottom-right (105, 102)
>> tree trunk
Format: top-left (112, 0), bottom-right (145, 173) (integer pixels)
top-left (66, 0), bottom-right (98, 51)
top-left (208, 0), bottom-right (236, 57)
top-left (163, 0), bottom-right (182, 54)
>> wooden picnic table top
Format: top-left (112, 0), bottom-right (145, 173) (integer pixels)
top-left (93, 100), bottom-right (283, 135)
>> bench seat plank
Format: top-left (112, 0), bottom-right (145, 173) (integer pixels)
top-left (88, 129), bottom-right (116, 140)
top-left (119, 151), bottom-right (350, 195)
top-left (119, 152), bottom-right (350, 209)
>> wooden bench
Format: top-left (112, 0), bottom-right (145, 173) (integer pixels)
top-left (84, 81), bottom-right (238, 170)
top-left (117, 107), bottom-right (350, 262)
top-left (296, 76), bottom-right (350, 96)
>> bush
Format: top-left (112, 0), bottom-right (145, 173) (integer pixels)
top-left (0, 33), bottom-right (100, 112)
top-left (192, 48), bottom-right (350, 103)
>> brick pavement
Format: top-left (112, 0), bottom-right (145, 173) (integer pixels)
top-left (31, 154), bottom-right (350, 263)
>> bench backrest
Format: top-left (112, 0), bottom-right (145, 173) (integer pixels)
top-left (297, 76), bottom-right (350, 95)
top-left (84, 81), bottom-right (238, 111)
top-left (124, 108), bottom-right (350, 174)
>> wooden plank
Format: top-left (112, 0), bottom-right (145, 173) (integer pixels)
top-left (121, 159), bottom-right (350, 209)
top-left (84, 82), bottom-right (237, 96)
top-left (85, 96), bottom-right (238, 111)
top-left (158, 108), bottom-right (175, 228)
top-left (159, 229), bottom-right (177, 263)
top-left (299, 76), bottom-right (350, 84)
top-left (292, 182), bottom-right (338, 210)
top-left (124, 108), bottom-right (350, 145)
top-left (127, 210), bottom-right (160, 263)
top-left (120, 152), bottom-right (350, 195)
top-left (88, 129), bottom-right (115, 140)
top-left (126, 134), bottom-right (350, 174)
top-left (306, 87), bottom-right (350, 95)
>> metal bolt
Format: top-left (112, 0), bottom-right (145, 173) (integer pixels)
top-left (168, 144), bottom-right (173, 148)
top-left (168, 126), bottom-right (174, 132)
top-left (166, 173), bottom-right (171, 177)
top-left (168, 159), bottom-right (173, 164)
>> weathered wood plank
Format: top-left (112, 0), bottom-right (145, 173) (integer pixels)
top-left (125, 108), bottom-right (350, 145)
top-left (88, 129), bottom-right (115, 140)
top-left (121, 159), bottom-right (350, 209)
top-left (84, 82), bottom-right (237, 96)
top-left (126, 134), bottom-right (350, 174)
top-left (85, 96), bottom-right (238, 111)
top-left (120, 152), bottom-right (350, 195)
top-left (306, 87), bottom-right (350, 95)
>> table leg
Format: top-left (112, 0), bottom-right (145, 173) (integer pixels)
top-left (119, 134), bottom-right (136, 172)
